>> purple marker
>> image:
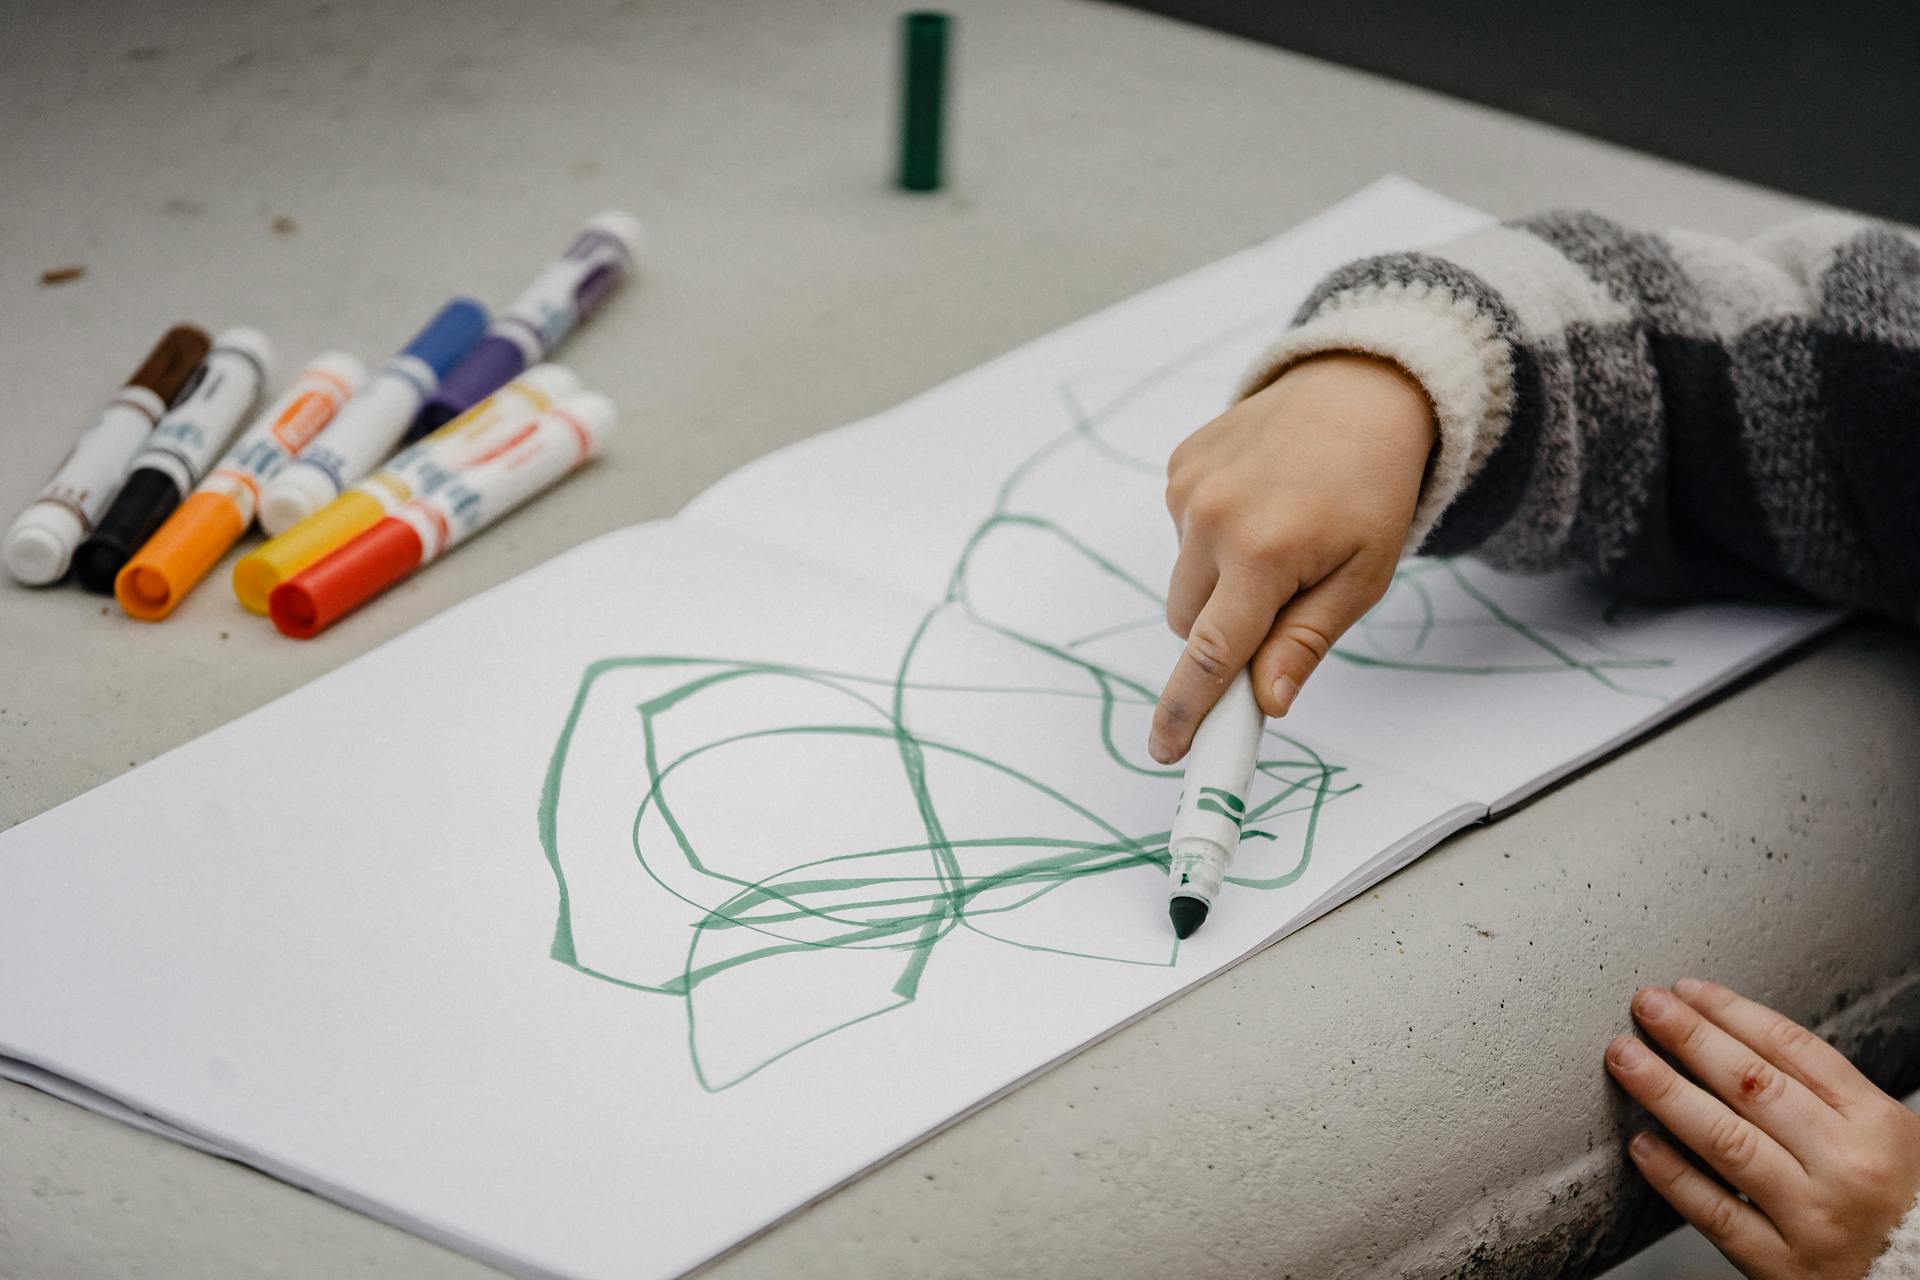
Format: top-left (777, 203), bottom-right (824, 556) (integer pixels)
top-left (410, 211), bottom-right (642, 439)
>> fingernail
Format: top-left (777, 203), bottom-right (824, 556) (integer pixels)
top-left (1270, 676), bottom-right (1299, 716)
top-left (1629, 1131), bottom-right (1656, 1158)
top-left (1672, 977), bottom-right (1705, 1000)
top-left (1635, 989), bottom-right (1673, 1018)
top-left (1610, 1037), bottom-right (1646, 1068)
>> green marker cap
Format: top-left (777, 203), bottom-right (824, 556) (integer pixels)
top-left (897, 11), bottom-right (950, 192)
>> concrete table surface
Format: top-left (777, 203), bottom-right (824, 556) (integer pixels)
top-left (2, 1), bottom-right (1915, 1276)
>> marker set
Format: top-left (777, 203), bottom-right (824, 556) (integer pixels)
top-left (4, 212), bottom-right (640, 638)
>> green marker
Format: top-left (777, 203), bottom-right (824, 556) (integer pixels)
top-left (896, 11), bottom-right (949, 191)
top-left (1166, 671), bottom-right (1265, 939)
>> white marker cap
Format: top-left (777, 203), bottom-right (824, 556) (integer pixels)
top-left (259, 465), bottom-right (340, 535)
top-left (584, 210), bottom-right (645, 261)
top-left (553, 390), bottom-right (619, 456)
top-left (4, 505), bottom-right (83, 585)
top-left (517, 363), bottom-right (581, 402)
top-left (306, 349), bottom-right (368, 390)
top-left (212, 326), bottom-right (277, 382)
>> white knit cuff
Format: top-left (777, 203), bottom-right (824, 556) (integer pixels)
top-left (1869, 1193), bottom-right (1920, 1280)
top-left (1236, 283), bottom-right (1515, 553)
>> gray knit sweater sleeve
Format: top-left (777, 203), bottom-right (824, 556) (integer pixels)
top-left (1237, 211), bottom-right (1920, 620)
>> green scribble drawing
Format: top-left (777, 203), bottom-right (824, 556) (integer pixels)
top-left (537, 307), bottom-right (1674, 1090)
top-left (1338, 559), bottom-right (1673, 699)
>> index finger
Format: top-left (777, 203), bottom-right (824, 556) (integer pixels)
top-left (1150, 566), bottom-right (1286, 763)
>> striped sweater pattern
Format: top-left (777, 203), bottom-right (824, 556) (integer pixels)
top-left (1239, 210), bottom-right (1920, 621)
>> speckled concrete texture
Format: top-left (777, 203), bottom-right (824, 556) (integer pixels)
top-left (1, 2), bottom-right (1914, 1276)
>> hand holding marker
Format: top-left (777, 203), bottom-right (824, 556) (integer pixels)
top-left (5, 324), bottom-right (209, 585)
top-left (271, 392), bottom-right (616, 638)
top-left (232, 364), bottom-right (579, 613)
top-left (410, 212), bottom-right (642, 440)
top-left (258, 299), bottom-right (489, 535)
top-left (1165, 671), bottom-right (1265, 939)
top-left (115, 352), bottom-right (363, 620)
top-left (74, 328), bottom-right (273, 593)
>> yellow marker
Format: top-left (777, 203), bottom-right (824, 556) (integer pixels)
top-left (230, 362), bottom-right (578, 613)
top-left (116, 352), bottom-right (363, 621)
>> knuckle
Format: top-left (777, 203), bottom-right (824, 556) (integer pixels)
top-left (1706, 1114), bottom-right (1759, 1171)
top-left (1700, 1195), bottom-right (1742, 1241)
top-left (1842, 1144), bottom-right (1897, 1191)
top-left (1651, 1069), bottom-right (1687, 1107)
top-left (1164, 472), bottom-right (1191, 519)
top-left (1222, 520), bottom-right (1294, 567)
top-left (1183, 483), bottom-right (1235, 533)
top-left (1679, 1019), bottom-right (1716, 1058)
top-left (1766, 1016), bottom-right (1816, 1058)
top-left (1741, 1059), bottom-right (1789, 1109)
top-left (1277, 621), bottom-right (1337, 666)
top-left (1660, 1158), bottom-right (1693, 1195)
top-left (1690, 980), bottom-right (1732, 1011)
top-left (1182, 621), bottom-right (1234, 680)
top-left (1154, 693), bottom-right (1193, 734)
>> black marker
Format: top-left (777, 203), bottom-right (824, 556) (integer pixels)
top-left (74, 328), bottom-right (273, 593)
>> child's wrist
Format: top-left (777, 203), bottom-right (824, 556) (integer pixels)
top-left (1274, 352), bottom-right (1437, 442)
top-left (1266, 352), bottom-right (1440, 497)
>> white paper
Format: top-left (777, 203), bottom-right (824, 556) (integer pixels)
top-left (1285, 559), bottom-right (1838, 808)
top-left (0, 520), bottom-right (1471, 1280)
top-left (0, 178), bottom-right (1835, 1280)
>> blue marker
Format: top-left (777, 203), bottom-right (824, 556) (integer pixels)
top-left (408, 212), bottom-right (642, 441)
top-left (256, 298), bottom-right (488, 534)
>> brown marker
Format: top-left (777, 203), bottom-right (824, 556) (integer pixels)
top-left (5, 324), bottom-right (212, 586)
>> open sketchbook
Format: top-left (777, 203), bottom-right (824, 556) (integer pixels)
top-left (0, 179), bottom-right (1836, 1280)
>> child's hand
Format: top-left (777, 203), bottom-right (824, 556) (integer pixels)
top-left (1608, 979), bottom-right (1920, 1278)
top-left (1150, 353), bottom-right (1435, 763)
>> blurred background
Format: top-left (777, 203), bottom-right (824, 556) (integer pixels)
top-left (1106, 0), bottom-right (1920, 224)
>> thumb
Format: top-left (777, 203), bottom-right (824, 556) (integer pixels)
top-left (1249, 560), bottom-right (1389, 717)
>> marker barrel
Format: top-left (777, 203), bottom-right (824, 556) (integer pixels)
top-left (398, 392), bottom-right (615, 564)
top-left (269, 518), bottom-right (424, 638)
top-left (74, 328), bottom-right (273, 593)
top-left (115, 352), bottom-right (362, 621)
top-left (259, 298), bottom-right (489, 534)
top-left (203, 351), bottom-right (364, 523)
top-left (4, 324), bottom-right (211, 585)
top-left (897, 12), bottom-right (950, 192)
top-left (232, 363), bottom-right (577, 613)
top-left (1166, 671), bottom-right (1264, 910)
top-left (270, 392), bottom-right (616, 638)
top-left (411, 213), bottom-right (641, 439)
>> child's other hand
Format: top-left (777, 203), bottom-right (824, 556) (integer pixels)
top-left (1608, 979), bottom-right (1920, 1279)
top-left (1150, 354), bottom-right (1435, 763)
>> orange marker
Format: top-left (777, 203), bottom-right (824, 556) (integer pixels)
top-left (116, 352), bottom-right (363, 621)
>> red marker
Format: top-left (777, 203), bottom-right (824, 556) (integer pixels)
top-left (268, 392), bottom-right (615, 638)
